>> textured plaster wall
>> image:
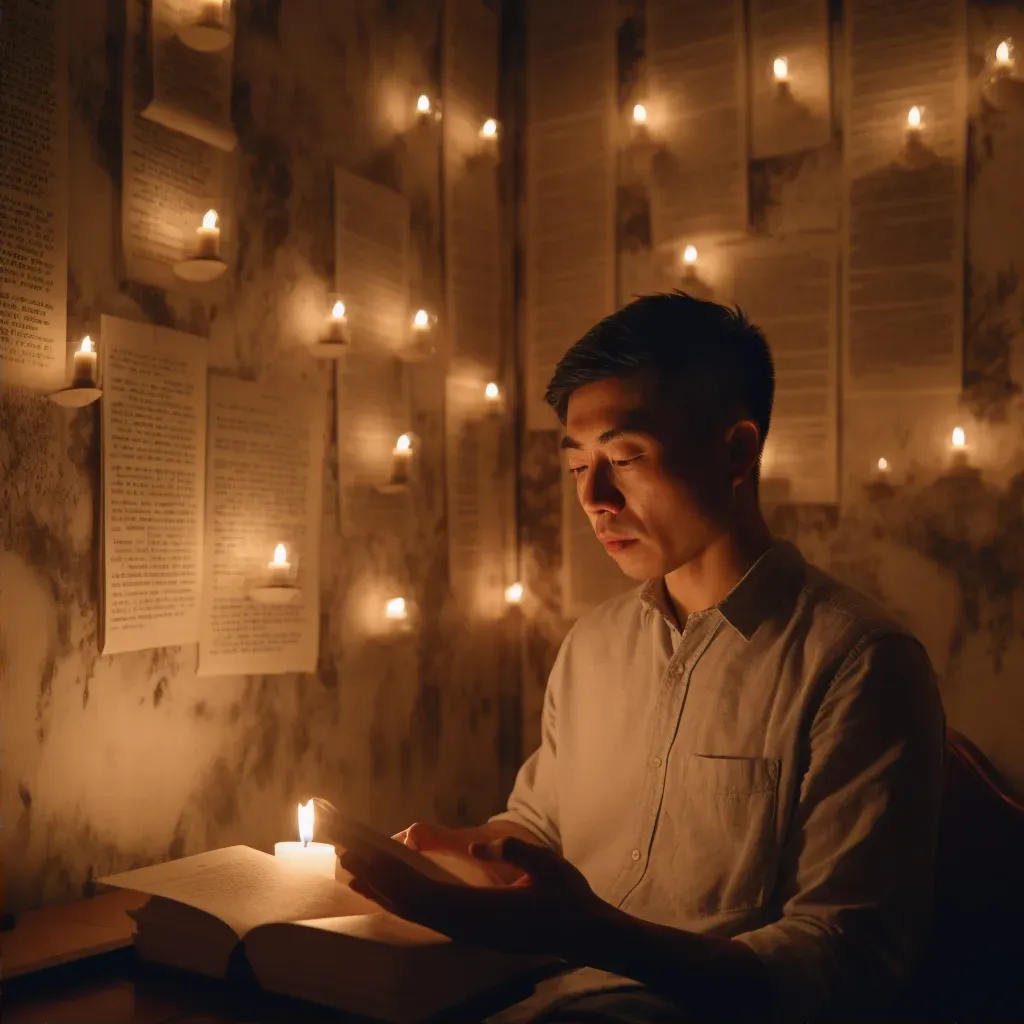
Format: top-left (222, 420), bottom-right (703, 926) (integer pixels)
top-left (519, 2), bottom-right (1024, 799)
top-left (0, 0), bottom-right (519, 913)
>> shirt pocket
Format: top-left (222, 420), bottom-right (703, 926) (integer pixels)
top-left (673, 753), bottom-right (780, 917)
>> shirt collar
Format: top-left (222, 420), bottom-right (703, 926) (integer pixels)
top-left (639, 541), bottom-right (805, 641)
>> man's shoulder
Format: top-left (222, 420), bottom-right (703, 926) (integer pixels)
top-left (796, 557), bottom-right (923, 660)
top-left (564, 583), bottom-right (647, 644)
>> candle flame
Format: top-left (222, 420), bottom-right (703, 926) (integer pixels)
top-left (485, 382), bottom-right (500, 400)
top-left (202, 209), bottom-right (219, 230)
top-left (79, 335), bottom-right (93, 354)
top-left (298, 799), bottom-right (314, 845)
top-left (683, 244), bottom-right (698, 265)
top-left (951, 426), bottom-right (966, 449)
top-left (773, 56), bottom-right (789, 82)
top-left (396, 433), bottom-right (412, 452)
top-left (996, 40), bottom-right (1012, 64)
top-left (877, 457), bottom-right (889, 472)
top-left (481, 118), bottom-right (498, 137)
top-left (385, 597), bottom-right (407, 620)
top-left (413, 309), bottom-right (430, 329)
top-left (272, 543), bottom-right (288, 566)
top-left (331, 300), bottom-right (346, 320)
top-left (907, 106), bottom-right (922, 129)
top-left (632, 103), bottom-right (647, 124)
top-left (505, 582), bottom-right (524, 605)
top-left (416, 93), bottom-right (431, 113)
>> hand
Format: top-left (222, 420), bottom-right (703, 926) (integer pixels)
top-left (393, 822), bottom-right (526, 885)
top-left (340, 835), bottom-right (611, 958)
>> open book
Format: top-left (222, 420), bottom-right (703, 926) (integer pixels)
top-left (99, 846), bottom-right (553, 1023)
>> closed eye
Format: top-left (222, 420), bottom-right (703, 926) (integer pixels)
top-left (613, 456), bottom-right (643, 467)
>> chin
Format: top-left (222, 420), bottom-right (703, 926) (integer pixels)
top-left (607, 544), bottom-right (663, 582)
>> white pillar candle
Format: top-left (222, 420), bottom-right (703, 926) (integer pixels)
top-left (196, 209), bottom-right (221, 258)
top-left (72, 336), bottom-right (97, 386)
top-left (327, 300), bottom-right (347, 341)
top-left (267, 543), bottom-right (292, 585)
top-left (275, 800), bottom-right (336, 879)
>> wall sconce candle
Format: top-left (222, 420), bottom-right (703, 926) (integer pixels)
top-left (996, 39), bottom-right (1014, 69)
top-left (480, 118), bottom-right (499, 139)
top-left (504, 582), bottom-right (524, 605)
top-left (412, 308), bottom-right (432, 330)
top-left (391, 433), bottom-right (413, 484)
top-left (416, 94), bottom-right (433, 114)
top-left (72, 335), bottom-right (98, 387)
top-left (175, 209), bottom-right (227, 281)
top-left (906, 105), bottom-right (923, 131)
top-left (951, 426), bottom-right (966, 449)
top-left (876, 457), bottom-right (890, 473)
top-left (682, 244), bottom-right (698, 266)
top-left (385, 597), bottom-right (408, 621)
top-left (484, 382), bottom-right (500, 401)
top-left (772, 56), bottom-right (789, 82)
top-left (632, 103), bottom-right (648, 124)
top-left (196, 209), bottom-right (221, 258)
top-left (267, 543), bottom-right (291, 583)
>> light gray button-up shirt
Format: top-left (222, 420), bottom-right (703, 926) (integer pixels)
top-left (492, 541), bottom-right (946, 1020)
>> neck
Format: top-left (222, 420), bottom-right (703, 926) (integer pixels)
top-left (662, 510), bottom-right (774, 624)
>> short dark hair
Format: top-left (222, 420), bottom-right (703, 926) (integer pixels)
top-left (544, 292), bottom-right (775, 452)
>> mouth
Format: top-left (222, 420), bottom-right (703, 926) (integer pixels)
top-left (598, 536), bottom-right (638, 554)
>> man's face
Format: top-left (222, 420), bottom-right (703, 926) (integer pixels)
top-left (562, 375), bottom-right (727, 580)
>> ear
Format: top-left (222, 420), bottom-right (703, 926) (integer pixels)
top-left (724, 419), bottom-right (761, 489)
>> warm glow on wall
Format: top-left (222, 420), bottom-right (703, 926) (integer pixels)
top-left (772, 56), bottom-right (789, 82)
top-left (682, 244), bottom-right (698, 266)
top-left (484, 382), bottom-right (500, 401)
top-left (907, 105), bottom-right (923, 130)
top-left (504, 582), bottom-right (524, 605)
top-left (876, 457), bottom-right (890, 473)
top-left (632, 103), bottom-right (648, 124)
top-left (385, 597), bottom-right (408, 620)
top-left (480, 118), bottom-right (499, 138)
top-left (951, 426), bottom-right (966, 449)
top-left (416, 93), bottom-right (432, 113)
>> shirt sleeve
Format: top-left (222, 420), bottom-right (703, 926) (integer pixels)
top-left (488, 627), bottom-right (574, 851)
top-left (733, 631), bottom-right (946, 1021)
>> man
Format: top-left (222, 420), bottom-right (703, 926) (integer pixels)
top-left (341, 294), bottom-right (946, 1022)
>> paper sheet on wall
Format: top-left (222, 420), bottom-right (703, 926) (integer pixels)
top-left (562, 478), bottom-right (631, 619)
top-left (446, 380), bottom-right (507, 617)
top-left (334, 169), bottom-right (410, 357)
top-left (722, 234), bottom-right (839, 504)
top-left (145, 0), bottom-right (237, 152)
top-left (749, 0), bottom-right (831, 158)
top-left (123, 0), bottom-right (229, 289)
top-left (524, 0), bottom-right (617, 430)
top-left (0, 0), bottom-right (68, 391)
top-left (198, 377), bottom-right (325, 676)
top-left (646, 0), bottom-right (748, 247)
top-left (100, 315), bottom-right (207, 654)
top-left (842, 0), bottom-right (966, 394)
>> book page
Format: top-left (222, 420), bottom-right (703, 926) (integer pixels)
top-left (123, 0), bottom-right (229, 289)
top-left (749, 0), bottom-right (831, 158)
top-left (842, 0), bottom-right (966, 393)
top-left (198, 376), bottom-right (325, 676)
top-left (0, 0), bottom-right (68, 390)
top-left (334, 169), bottom-right (410, 356)
top-left (524, 0), bottom-right (617, 429)
top-left (646, 0), bottom-right (748, 246)
top-left (723, 234), bottom-right (839, 504)
top-left (100, 315), bottom-right (207, 654)
top-left (99, 846), bottom-right (370, 939)
top-left (144, 0), bottom-right (237, 152)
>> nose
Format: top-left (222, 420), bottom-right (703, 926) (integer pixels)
top-left (580, 460), bottom-right (625, 515)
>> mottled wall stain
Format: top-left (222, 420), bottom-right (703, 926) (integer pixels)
top-left (1, 0), bottom-right (518, 912)
top-left (518, 2), bottom-right (1024, 796)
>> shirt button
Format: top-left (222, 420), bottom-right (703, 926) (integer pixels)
top-left (631, 849), bottom-right (641, 861)
top-left (651, 755), bottom-right (662, 768)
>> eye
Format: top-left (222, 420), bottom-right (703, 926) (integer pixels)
top-left (568, 464), bottom-right (586, 476)
top-left (612, 455), bottom-right (643, 468)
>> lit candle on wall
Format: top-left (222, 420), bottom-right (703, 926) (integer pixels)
top-left (327, 299), bottom-right (347, 341)
top-left (416, 93), bottom-right (433, 114)
top-left (484, 382), bottom-right (500, 402)
top-left (72, 335), bottom-right (98, 386)
top-left (268, 543), bottom-right (291, 585)
top-left (906, 106), bottom-right (923, 132)
top-left (995, 40), bottom-right (1014, 70)
top-left (274, 800), bottom-right (337, 879)
top-left (682, 244), bottom-right (698, 267)
top-left (385, 597), bottom-right (408, 621)
top-left (480, 118), bottom-right (499, 139)
top-left (772, 56), bottom-right (789, 82)
top-left (391, 433), bottom-right (413, 484)
top-left (412, 308), bottom-right (432, 331)
top-left (504, 582), bottom-right (524, 605)
top-left (196, 209), bottom-right (221, 258)
top-left (632, 103), bottom-right (648, 124)
top-left (875, 457), bottom-right (890, 475)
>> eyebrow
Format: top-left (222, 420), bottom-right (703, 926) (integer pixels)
top-left (560, 411), bottom-right (659, 451)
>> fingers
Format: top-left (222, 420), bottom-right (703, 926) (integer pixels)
top-left (470, 837), bottom-right (561, 883)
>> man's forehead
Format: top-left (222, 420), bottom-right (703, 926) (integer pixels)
top-left (564, 385), bottom-right (668, 446)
